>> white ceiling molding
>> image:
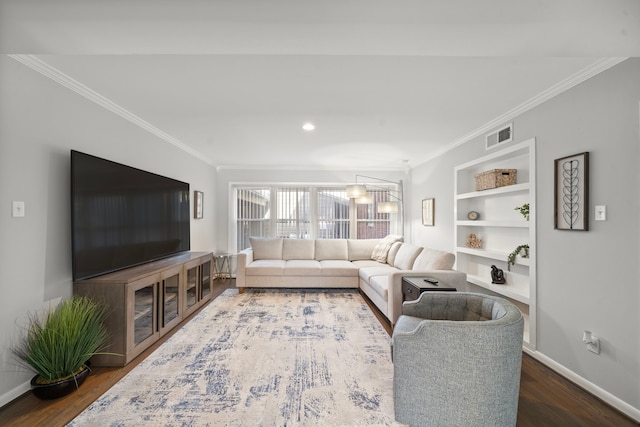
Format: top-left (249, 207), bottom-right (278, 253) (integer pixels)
top-left (8, 54), bottom-right (215, 167)
top-left (414, 57), bottom-right (628, 168)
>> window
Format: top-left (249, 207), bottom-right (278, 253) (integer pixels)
top-left (236, 187), bottom-right (271, 251)
top-left (233, 184), bottom-right (398, 251)
top-left (356, 190), bottom-right (392, 239)
top-left (276, 187), bottom-right (310, 239)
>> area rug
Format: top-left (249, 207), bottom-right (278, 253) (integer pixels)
top-left (68, 289), bottom-right (396, 426)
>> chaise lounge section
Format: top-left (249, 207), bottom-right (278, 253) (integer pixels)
top-left (236, 237), bottom-right (467, 325)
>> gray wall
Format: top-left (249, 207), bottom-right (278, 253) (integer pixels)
top-left (410, 58), bottom-right (640, 412)
top-left (0, 56), bottom-right (217, 403)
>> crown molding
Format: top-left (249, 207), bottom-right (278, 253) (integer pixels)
top-left (416, 57), bottom-right (629, 167)
top-left (8, 54), bottom-right (216, 167)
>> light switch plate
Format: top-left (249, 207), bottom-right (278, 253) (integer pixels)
top-left (12, 201), bottom-right (25, 217)
top-left (595, 205), bottom-right (606, 221)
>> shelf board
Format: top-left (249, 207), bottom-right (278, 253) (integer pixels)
top-left (457, 247), bottom-right (530, 266)
top-left (467, 274), bottom-right (529, 304)
top-left (457, 220), bottom-right (529, 228)
top-left (456, 182), bottom-right (530, 200)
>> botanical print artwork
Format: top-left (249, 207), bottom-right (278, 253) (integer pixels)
top-left (561, 158), bottom-right (581, 228)
top-left (555, 152), bottom-right (589, 231)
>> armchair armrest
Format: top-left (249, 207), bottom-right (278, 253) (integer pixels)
top-left (388, 270), bottom-right (467, 327)
top-left (236, 248), bottom-right (253, 287)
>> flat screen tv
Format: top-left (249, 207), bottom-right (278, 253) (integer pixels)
top-left (71, 150), bottom-right (190, 280)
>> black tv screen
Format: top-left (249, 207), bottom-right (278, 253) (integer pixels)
top-left (71, 150), bottom-right (190, 280)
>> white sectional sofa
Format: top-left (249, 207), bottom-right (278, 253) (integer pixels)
top-left (236, 237), bottom-right (466, 326)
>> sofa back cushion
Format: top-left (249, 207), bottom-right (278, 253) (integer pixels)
top-left (315, 239), bottom-right (348, 260)
top-left (392, 243), bottom-right (424, 270)
top-left (282, 239), bottom-right (315, 260)
top-left (348, 239), bottom-right (380, 261)
top-left (250, 237), bottom-right (284, 260)
top-left (412, 247), bottom-right (455, 270)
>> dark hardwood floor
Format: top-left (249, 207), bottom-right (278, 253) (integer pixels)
top-left (1, 280), bottom-right (637, 427)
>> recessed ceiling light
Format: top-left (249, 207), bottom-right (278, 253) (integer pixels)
top-left (302, 122), bottom-right (315, 131)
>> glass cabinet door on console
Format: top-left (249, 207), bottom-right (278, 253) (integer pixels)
top-left (128, 276), bottom-right (160, 362)
top-left (159, 265), bottom-right (183, 337)
top-left (200, 260), bottom-right (212, 300)
top-left (184, 254), bottom-right (214, 317)
top-left (185, 264), bottom-right (198, 314)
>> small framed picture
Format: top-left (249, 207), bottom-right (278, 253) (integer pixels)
top-left (554, 152), bottom-right (589, 231)
top-left (422, 198), bottom-right (434, 226)
top-left (194, 191), bottom-right (204, 219)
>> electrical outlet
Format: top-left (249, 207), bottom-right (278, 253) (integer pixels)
top-left (583, 330), bottom-right (601, 355)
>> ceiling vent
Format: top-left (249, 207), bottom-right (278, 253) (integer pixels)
top-left (486, 123), bottom-right (513, 150)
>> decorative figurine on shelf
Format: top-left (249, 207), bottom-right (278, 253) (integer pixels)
top-left (466, 233), bottom-right (482, 249)
top-left (491, 265), bottom-right (506, 284)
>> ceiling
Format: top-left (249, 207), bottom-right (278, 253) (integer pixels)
top-left (2, 0), bottom-right (639, 170)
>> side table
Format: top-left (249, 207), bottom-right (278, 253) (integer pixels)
top-left (213, 253), bottom-right (232, 279)
top-left (401, 276), bottom-right (456, 302)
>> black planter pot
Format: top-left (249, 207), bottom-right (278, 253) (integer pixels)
top-left (30, 364), bottom-right (91, 400)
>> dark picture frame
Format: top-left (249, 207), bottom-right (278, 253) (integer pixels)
top-left (194, 191), bottom-right (204, 219)
top-left (422, 198), bottom-right (434, 226)
top-left (554, 152), bottom-right (589, 231)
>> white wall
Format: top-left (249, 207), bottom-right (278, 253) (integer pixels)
top-left (0, 56), bottom-right (217, 403)
top-left (410, 58), bottom-right (640, 415)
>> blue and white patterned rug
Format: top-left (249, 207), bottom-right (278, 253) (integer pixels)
top-left (68, 289), bottom-right (396, 426)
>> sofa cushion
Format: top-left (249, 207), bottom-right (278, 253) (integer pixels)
top-left (369, 275), bottom-right (389, 301)
top-left (319, 260), bottom-right (359, 276)
top-left (250, 237), bottom-right (284, 260)
top-left (412, 247), bottom-right (455, 270)
top-left (348, 239), bottom-right (380, 261)
top-left (386, 241), bottom-right (403, 266)
top-left (371, 234), bottom-right (403, 263)
top-left (282, 239), bottom-right (315, 260)
top-left (246, 260), bottom-right (285, 275)
top-left (359, 265), bottom-right (398, 282)
top-left (352, 260), bottom-right (387, 268)
top-left (283, 260), bottom-right (321, 276)
top-left (393, 243), bottom-right (424, 270)
top-left (315, 239), bottom-right (348, 260)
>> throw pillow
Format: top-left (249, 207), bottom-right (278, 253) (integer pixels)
top-left (370, 234), bottom-right (403, 263)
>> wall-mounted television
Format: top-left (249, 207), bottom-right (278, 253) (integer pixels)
top-left (71, 150), bottom-right (190, 281)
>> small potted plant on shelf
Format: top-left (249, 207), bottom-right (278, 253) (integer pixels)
top-left (514, 203), bottom-right (530, 220)
top-left (12, 296), bottom-right (111, 399)
top-left (507, 244), bottom-right (529, 271)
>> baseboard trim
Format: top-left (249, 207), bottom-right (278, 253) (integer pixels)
top-left (0, 381), bottom-right (30, 408)
top-left (523, 347), bottom-right (640, 423)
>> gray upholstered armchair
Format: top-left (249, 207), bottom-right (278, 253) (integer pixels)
top-left (391, 292), bottom-right (524, 427)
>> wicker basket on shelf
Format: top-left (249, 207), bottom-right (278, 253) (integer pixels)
top-left (474, 169), bottom-right (517, 191)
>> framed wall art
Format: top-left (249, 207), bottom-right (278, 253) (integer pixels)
top-left (554, 152), bottom-right (589, 231)
top-left (194, 191), bottom-right (204, 219)
top-left (422, 198), bottom-right (434, 226)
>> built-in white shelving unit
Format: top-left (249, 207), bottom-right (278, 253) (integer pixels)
top-left (454, 139), bottom-right (536, 349)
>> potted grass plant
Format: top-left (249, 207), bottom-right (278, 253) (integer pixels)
top-left (12, 295), bottom-right (110, 399)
